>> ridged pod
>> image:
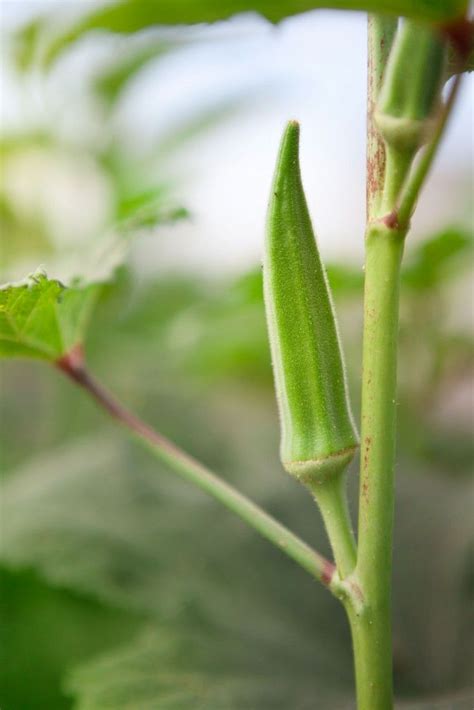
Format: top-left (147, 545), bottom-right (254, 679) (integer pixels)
top-left (375, 20), bottom-right (446, 152)
top-left (264, 121), bottom-right (358, 488)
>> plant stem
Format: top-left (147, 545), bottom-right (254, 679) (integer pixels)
top-left (379, 144), bottom-right (413, 214)
top-left (344, 16), bottom-right (404, 709)
top-left (366, 14), bottom-right (396, 220)
top-left (349, 17), bottom-right (464, 708)
top-left (312, 473), bottom-right (357, 579)
top-left (354, 222), bottom-right (406, 709)
top-left (397, 72), bottom-right (462, 226)
top-left (56, 345), bottom-right (339, 592)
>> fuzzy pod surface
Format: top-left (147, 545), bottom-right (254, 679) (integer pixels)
top-left (264, 121), bottom-right (358, 485)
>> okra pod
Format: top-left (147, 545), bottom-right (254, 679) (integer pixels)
top-left (264, 121), bottom-right (358, 489)
top-left (375, 20), bottom-right (446, 153)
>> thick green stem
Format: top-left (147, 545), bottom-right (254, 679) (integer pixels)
top-left (345, 15), bottom-right (405, 709)
top-left (56, 345), bottom-right (340, 593)
top-left (354, 223), bottom-right (406, 709)
top-left (312, 473), bottom-right (357, 579)
top-left (347, 602), bottom-right (394, 710)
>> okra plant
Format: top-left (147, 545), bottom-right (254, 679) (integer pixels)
top-left (1, 1), bottom-right (472, 708)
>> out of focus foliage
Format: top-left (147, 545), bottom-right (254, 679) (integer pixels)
top-left (1, 230), bottom-right (473, 708)
top-left (1, 3), bottom-right (473, 709)
top-left (12, 0), bottom-right (469, 73)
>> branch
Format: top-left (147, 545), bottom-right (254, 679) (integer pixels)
top-left (56, 344), bottom-right (340, 594)
top-left (396, 72), bottom-right (463, 227)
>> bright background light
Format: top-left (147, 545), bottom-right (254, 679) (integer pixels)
top-left (1, 4), bottom-right (473, 276)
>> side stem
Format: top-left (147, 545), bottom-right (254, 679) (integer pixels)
top-left (397, 72), bottom-right (462, 226)
top-left (312, 473), bottom-right (357, 579)
top-left (56, 345), bottom-right (339, 592)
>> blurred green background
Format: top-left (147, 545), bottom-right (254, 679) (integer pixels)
top-left (1, 2), bottom-right (473, 708)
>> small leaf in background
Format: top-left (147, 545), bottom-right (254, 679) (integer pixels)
top-left (402, 227), bottom-right (474, 291)
top-left (93, 37), bottom-right (179, 108)
top-left (168, 269), bottom-right (270, 383)
top-left (0, 271), bottom-right (97, 361)
top-left (117, 188), bottom-right (189, 231)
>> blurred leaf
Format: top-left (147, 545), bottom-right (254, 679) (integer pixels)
top-left (12, 19), bottom-right (43, 72)
top-left (402, 227), bottom-right (474, 291)
top-left (15, 0), bottom-right (468, 70)
top-left (117, 189), bottom-right (189, 230)
top-left (1, 413), bottom-right (472, 705)
top-left (397, 693), bottom-right (474, 708)
top-left (326, 263), bottom-right (364, 298)
top-left (0, 271), bottom-right (97, 360)
top-left (0, 568), bottom-right (141, 710)
top-left (164, 269), bottom-right (270, 382)
top-left (152, 89), bottom-right (267, 158)
top-left (67, 624), bottom-right (349, 710)
top-left (0, 434), bottom-right (355, 706)
top-left (0, 167), bottom-right (187, 359)
top-left (93, 38), bottom-right (178, 107)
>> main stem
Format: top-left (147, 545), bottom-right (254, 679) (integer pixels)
top-left (56, 345), bottom-right (338, 591)
top-left (366, 14), bottom-right (396, 219)
top-left (346, 15), bottom-right (401, 710)
top-left (352, 223), bottom-right (405, 710)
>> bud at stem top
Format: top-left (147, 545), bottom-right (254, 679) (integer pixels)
top-left (264, 122), bottom-right (358, 487)
top-left (375, 20), bottom-right (446, 153)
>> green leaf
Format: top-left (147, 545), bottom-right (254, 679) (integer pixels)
top-left (0, 568), bottom-right (140, 710)
top-left (402, 227), bottom-right (474, 290)
top-left (67, 625), bottom-right (348, 710)
top-left (93, 38), bottom-right (178, 108)
top-left (0, 271), bottom-right (97, 361)
top-left (2, 419), bottom-right (472, 705)
top-left (117, 188), bottom-right (189, 230)
top-left (15, 0), bottom-right (469, 70)
top-left (0, 193), bottom-right (139, 360)
top-left (0, 435), bottom-right (354, 706)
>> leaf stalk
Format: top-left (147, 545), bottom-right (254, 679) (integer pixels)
top-left (56, 345), bottom-right (342, 594)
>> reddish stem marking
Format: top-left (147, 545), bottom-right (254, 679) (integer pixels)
top-left (439, 17), bottom-right (473, 60)
top-left (56, 344), bottom-right (178, 456)
top-left (321, 559), bottom-right (337, 586)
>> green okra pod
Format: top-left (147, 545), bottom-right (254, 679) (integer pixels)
top-left (375, 20), bottom-right (446, 153)
top-left (264, 121), bottom-right (358, 488)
